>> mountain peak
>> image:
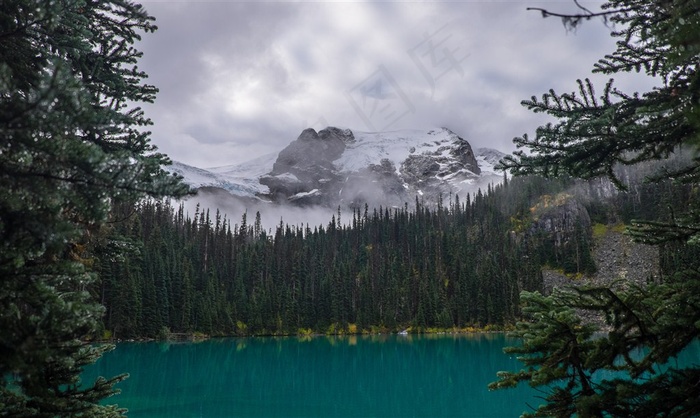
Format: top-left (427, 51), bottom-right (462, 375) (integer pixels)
top-left (171, 127), bottom-right (506, 209)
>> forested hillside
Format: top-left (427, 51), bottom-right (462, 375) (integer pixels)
top-left (92, 169), bottom-right (693, 339)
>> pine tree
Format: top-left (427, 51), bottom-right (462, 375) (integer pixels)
top-left (492, 1), bottom-right (700, 416)
top-left (0, 1), bottom-right (188, 415)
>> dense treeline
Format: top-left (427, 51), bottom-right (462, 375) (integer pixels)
top-left (93, 164), bottom-right (694, 339)
top-left (95, 176), bottom-right (598, 338)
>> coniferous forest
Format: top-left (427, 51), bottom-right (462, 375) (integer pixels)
top-left (3, 0), bottom-right (698, 416)
top-left (91, 171), bottom-right (689, 339)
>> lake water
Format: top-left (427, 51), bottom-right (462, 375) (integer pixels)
top-left (82, 333), bottom-right (542, 417)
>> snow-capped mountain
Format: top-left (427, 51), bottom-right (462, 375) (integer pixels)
top-left (170, 127), bottom-right (507, 210)
top-left (169, 153), bottom-right (276, 197)
top-left (475, 147), bottom-right (507, 173)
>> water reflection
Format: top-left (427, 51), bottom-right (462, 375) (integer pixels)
top-left (84, 334), bottom-right (538, 417)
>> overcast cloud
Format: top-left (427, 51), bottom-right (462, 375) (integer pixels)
top-left (136, 1), bottom-right (658, 169)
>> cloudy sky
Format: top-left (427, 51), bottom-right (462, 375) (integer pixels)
top-left (136, 1), bottom-right (657, 169)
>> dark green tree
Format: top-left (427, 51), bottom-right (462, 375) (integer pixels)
top-left (492, 0), bottom-right (700, 416)
top-left (0, 0), bottom-right (187, 416)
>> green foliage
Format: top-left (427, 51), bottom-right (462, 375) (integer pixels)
top-left (500, 1), bottom-right (700, 187)
top-left (493, 280), bottom-right (700, 417)
top-left (0, 0), bottom-right (187, 415)
top-left (490, 290), bottom-right (603, 416)
top-left (157, 326), bottom-right (172, 341)
top-left (97, 174), bottom-right (603, 337)
top-left (297, 328), bottom-right (314, 337)
top-left (494, 0), bottom-right (700, 416)
top-left (591, 223), bottom-right (609, 239)
top-left (99, 164), bottom-right (700, 341)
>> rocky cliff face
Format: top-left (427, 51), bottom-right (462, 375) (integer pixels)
top-left (260, 127), bottom-right (353, 204)
top-left (528, 195), bottom-right (592, 247)
top-left (269, 127), bottom-right (351, 180)
top-left (259, 126), bottom-right (485, 208)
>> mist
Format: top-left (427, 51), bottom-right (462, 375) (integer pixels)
top-left (178, 173), bottom-right (506, 237)
top-left (179, 187), bottom-right (352, 234)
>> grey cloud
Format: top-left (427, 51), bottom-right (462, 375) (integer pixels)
top-left (134, 1), bottom-right (658, 169)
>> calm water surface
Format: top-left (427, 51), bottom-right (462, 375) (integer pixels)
top-left (82, 334), bottom-right (542, 417)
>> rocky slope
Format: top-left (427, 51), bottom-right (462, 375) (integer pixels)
top-left (541, 222), bottom-right (660, 329)
top-left (543, 225), bottom-right (660, 293)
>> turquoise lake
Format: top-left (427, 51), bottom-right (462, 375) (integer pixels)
top-left (81, 334), bottom-right (543, 417)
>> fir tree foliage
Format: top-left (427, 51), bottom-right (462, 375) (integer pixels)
top-left (500, 0), bottom-right (700, 189)
top-left (492, 1), bottom-right (700, 416)
top-left (97, 175), bottom-right (600, 338)
top-left (95, 167), bottom-right (690, 339)
top-left (0, 0), bottom-right (187, 416)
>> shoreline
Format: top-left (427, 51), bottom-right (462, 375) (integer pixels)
top-left (99, 324), bottom-right (516, 344)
